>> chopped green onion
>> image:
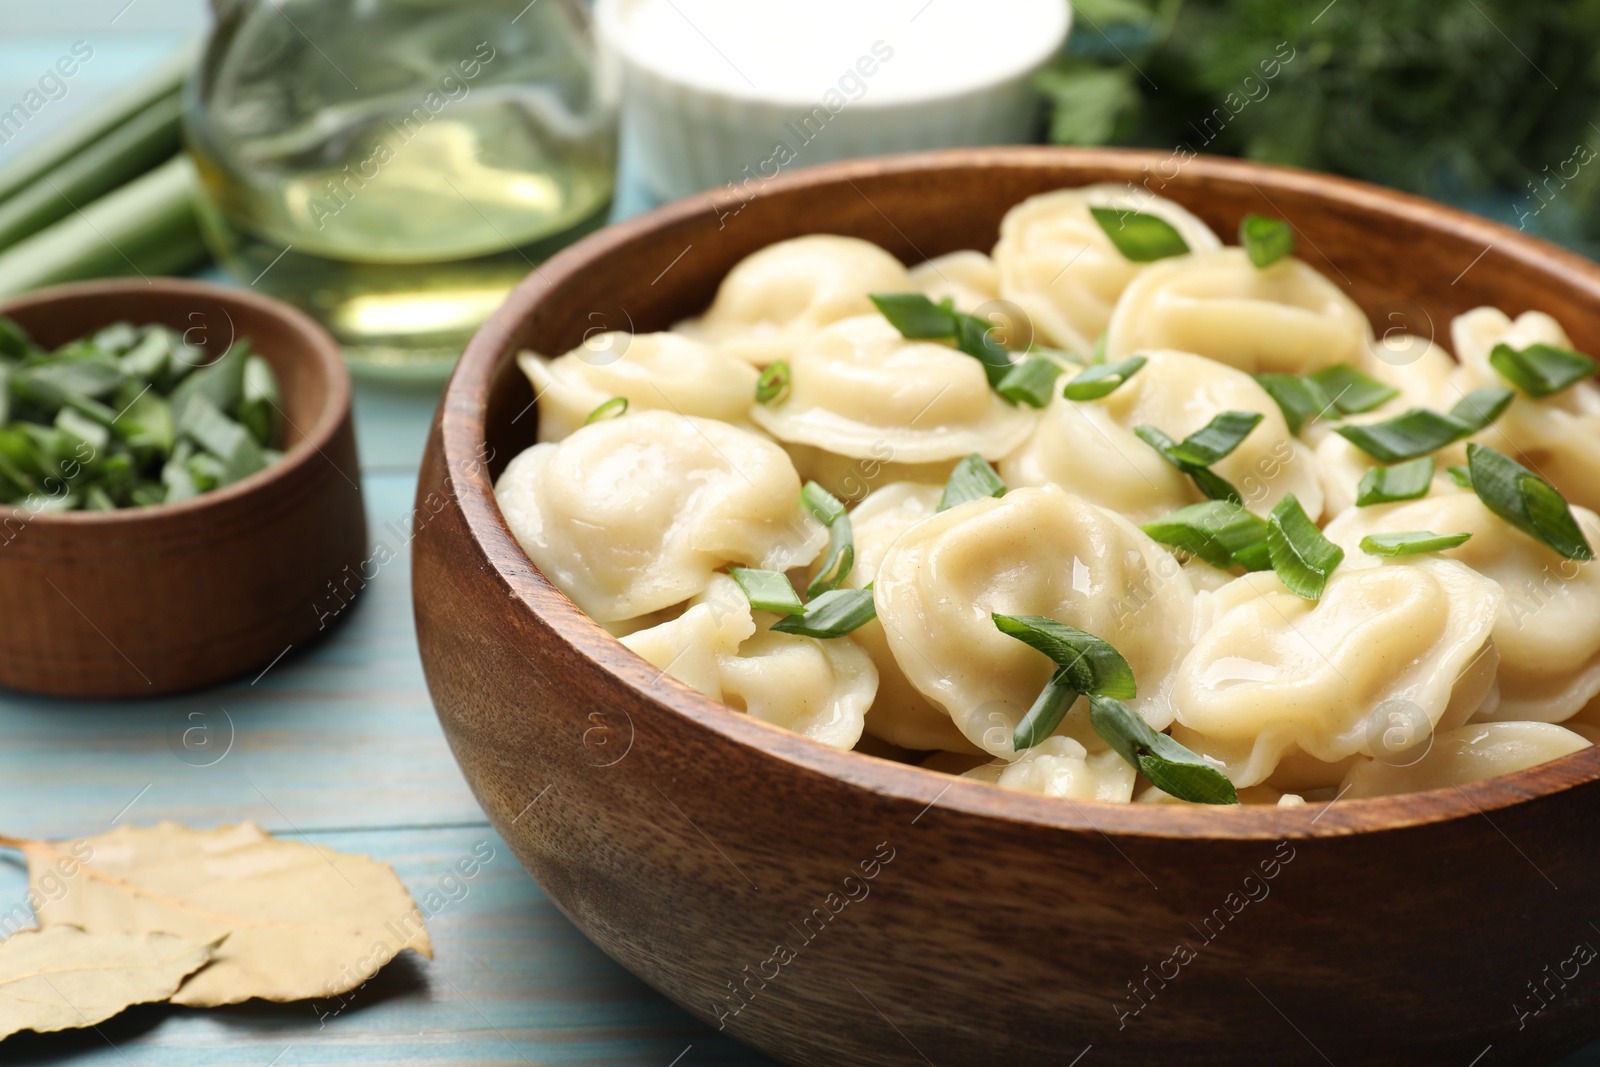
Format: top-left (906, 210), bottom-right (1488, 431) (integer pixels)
top-left (1489, 342), bottom-right (1597, 398)
top-left (1141, 501), bottom-right (1272, 571)
top-left (1255, 373), bottom-right (1336, 434)
top-left (1335, 408), bottom-right (1472, 463)
top-left (1134, 424), bottom-right (1242, 503)
top-left (801, 480), bottom-right (847, 526)
top-left (1446, 464), bottom-right (1473, 489)
top-left (583, 396), bottom-right (628, 425)
top-left (238, 355), bottom-right (279, 447)
top-left (993, 614), bottom-right (1137, 698)
top-left (939, 454), bottom-right (1007, 512)
top-left (1467, 444), bottom-right (1595, 561)
top-left (176, 394), bottom-right (266, 486)
top-left (1090, 332), bottom-right (1109, 364)
top-left (801, 480), bottom-right (854, 597)
top-left (1356, 457), bottom-right (1435, 507)
top-left (952, 313), bottom-right (1015, 389)
top-left (1449, 387), bottom-right (1514, 433)
top-left (1267, 493), bottom-right (1344, 599)
top-left (1308, 365), bottom-right (1400, 415)
top-left (1089, 696), bottom-right (1238, 805)
top-left (770, 587), bottom-right (877, 638)
top-left (755, 360), bottom-right (791, 404)
top-left (1360, 531), bottom-right (1473, 557)
top-left (869, 292), bottom-right (957, 339)
top-left (1239, 214), bottom-right (1296, 269)
top-left (1161, 410), bottom-right (1264, 467)
top-left (1063, 355), bottom-right (1147, 401)
top-left (1012, 670), bottom-right (1082, 752)
top-left (1089, 207), bottom-right (1191, 262)
top-left (729, 567), bottom-right (805, 615)
top-left (996, 357), bottom-right (1064, 407)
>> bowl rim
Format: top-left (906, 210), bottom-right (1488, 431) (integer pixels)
top-left (439, 144), bottom-right (1600, 841)
top-left (0, 277), bottom-right (352, 527)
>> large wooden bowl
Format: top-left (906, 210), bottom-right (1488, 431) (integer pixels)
top-left (0, 279), bottom-right (366, 697)
top-left (414, 148), bottom-right (1600, 1066)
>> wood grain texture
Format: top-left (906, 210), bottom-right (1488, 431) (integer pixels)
top-left (0, 279), bottom-right (367, 697)
top-left (414, 147), bottom-right (1600, 1067)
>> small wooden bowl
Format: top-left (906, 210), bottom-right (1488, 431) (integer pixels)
top-left (415, 149), bottom-right (1600, 1066)
top-left (0, 279), bottom-right (366, 697)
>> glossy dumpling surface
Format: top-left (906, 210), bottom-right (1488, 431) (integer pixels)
top-left (909, 250), bottom-right (999, 313)
top-left (961, 736), bottom-right (1137, 802)
top-left (1106, 248), bottom-right (1370, 374)
top-left (994, 184), bottom-right (1221, 355)
top-left (1341, 721), bottom-right (1589, 799)
top-left (874, 485), bottom-right (1197, 757)
top-left (494, 411), bottom-right (825, 623)
top-left (674, 235), bottom-right (913, 366)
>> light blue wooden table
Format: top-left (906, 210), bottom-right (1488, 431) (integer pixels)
top-left (1, 7), bottom-right (1597, 1066)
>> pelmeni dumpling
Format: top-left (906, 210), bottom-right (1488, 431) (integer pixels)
top-left (961, 735), bottom-right (1137, 802)
top-left (1168, 561), bottom-right (1503, 786)
top-left (842, 483), bottom-right (975, 753)
top-left (750, 314), bottom-right (1037, 466)
top-left (494, 411), bottom-right (825, 623)
top-left (1106, 249), bottom-right (1371, 375)
top-left (674, 235), bottom-right (913, 366)
top-left (874, 485), bottom-right (1197, 757)
top-left (518, 333), bottom-right (759, 443)
top-left (1313, 425), bottom-right (1467, 516)
top-left (1449, 307), bottom-right (1600, 515)
top-left (1341, 721), bottom-right (1590, 799)
top-left (909, 250), bottom-right (999, 312)
top-left (621, 576), bottom-right (875, 749)
top-left (1324, 493), bottom-right (1600, 723)
top-left (1001, 350), bottom-right (1325, 524)
top-left (993, 184), bottom-right (1222, 354)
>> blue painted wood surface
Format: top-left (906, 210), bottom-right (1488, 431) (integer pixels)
top-left (1, 6), bottom-right (1598, 1064)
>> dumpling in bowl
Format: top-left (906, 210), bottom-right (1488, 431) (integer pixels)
top-left (909, 250), bottom-right (1000, 313)
top-left (1340, 721), bottom-right (1590, 799)
top-left (961, 735), bottom-right (1137, 802)
top-left (993, 184), bottom-right (1222, 355)
top-left (873, 485), bottom-right (1197, 758)
top-left (1105, 248), bottom-right (1371, 375)
top-left (674, 235), bottom-right (913, 367)
top-left (517, 332), bottom-right (758, 443)
top-left (494, 411), bottom-right (825, 624)
top-left (1001, 350), bottom-right (1324, 524)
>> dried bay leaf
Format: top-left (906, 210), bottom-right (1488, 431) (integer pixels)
top-left (3, 822), bottom-right (431, 1007)
top-left (0, 927), bottom-right (218, 1039)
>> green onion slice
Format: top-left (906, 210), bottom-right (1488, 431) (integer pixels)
top-left (729, 567), bottom-right (804, 615)
top-left (801, 480), bottom-right (846, 526)
top-left (939, 453), bottom-right (1006, 512)
top-left (1163, 410), bottom-right (1264, 467)
top-left (869, 292), bottom-right (957, 339)
top-left (952, 313), bottom-right (1015, 389)
top-left (1359, 531), bottom-right (1473, 557)
top-left (992, 613), bottom-right (1137, 699)
top-left (1355, 457), bottom-right (1435, 507)
top-left (1467, 443), bottom-right (1595, 561)
top-left (1063, 355), bottom-right (1147, 401)
top-left (755, 360), bottom-right (791, 404)
top-left (1141, 501), bottom-right (1272, 571)
top-left (1308, 364), bottom-right (1400, 415)
top-left (770, 587), bottom-right (877, 639)
top-left (1335, 408), bottom-right (1469, 463)
top-left (1267, 493), bottom-right (1345, 599)
top-left (801, 481), bottom-right (854, 596)
top-left (1012, 669), bottom-right (1082, 752)
top-left (1134, 424), bottom-right (1242, 503)
top-left (1089, 207), bottom-right (1192, 262)
top-left (1255, 373), bottom-right (1335, 435)
top-left (1489, 342), bottom-right (1597, 398)
top-left (1446, 464), bottom-right (1473, 489)
top-left (1089, 696), bottom-right (1238, 805)
top-left (1449, 387), bottom-right (1514, 432)
top-left (996, 357), bottom-right (1064, 408)
top-left (584, 396), bottom-right (628, 425)
top-left (1239, 214), bottom-right (1296, 269)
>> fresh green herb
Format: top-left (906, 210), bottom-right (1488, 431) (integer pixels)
top-left (1489, 342), bottom-right (1597, 398)
top-left (994, 614), bottom-right (1136, 750)
top-left (1134, 425), bottom-right (1242, 503)
top-left (583, 396), bottom-right (628, 425)
top-left (1446, 464), bottom-right (1474, 489)
top-left (1239, 214), bottom-right (1295, 268)
top-left (1089, 695), bottom-right (1238, 805)
top-left (996, 357), bottom-right (1065, 407)
top-left (1356, 457), bottom-right (1435, 506)
top-left (1090, 332), bottom-right (1108, 364)
top-left (1089, 207), bottom-right (1191, 262)
top-left (868, 292), bottom-right (957, 339)
top-left (938, 454), bottom-right (1006, 512)
top-left (1360, 531), bottom-right (1473, 557)
top-left (1467, 444), bottom-right (1595, 561)
top-left (801, 481), bottom-right (854, 596)
top-left (729, 567), bottom-right (805, 615)
top-left (755, 360), bottom-right (791, 404)
top-left (1267, 493), bottom-right (1345, 599)
top-left (1336, 408), bottom-right (1476, 463)
top-left (952, 313), bottom-right (1016, 389)
top-left (238, 356), bottom-right (279, 447)
top-left (1012, 669), bottom-right (1082, 753)
top-left (1449, 387), bottom-right (1515, 432)
top-left (1141, 500), bottom-right (1272, 571)
top-left (1161, 410), bottom-right (1263, 466)
top-left (1063, 355), bottom-right (1147, 400)
top-left (1308, 365), bottom-right (1400, 415)
top-left (1255, 373), bottom-right (1335, 434)
top-left (770, 587), bottom-right (877, 638)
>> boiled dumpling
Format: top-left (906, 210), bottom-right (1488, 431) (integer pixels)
top-left (1105, 248), bottom-right (1371, 374)
top-left (962, 735), bottom-right (1137, 802)
top-left (909, 250), bottom-right (999, 313)
top-left (1449, 307), bottom-right (1600, 515)
top-left (518, 333), bottom-right (759, 443)
top-left (674, 235), bottom-right (913, 366)
top-left (494, 411), bottom-right (825, 623)
top-left (874, 485), bottom-right (1197, 757)
top-left (1001, 349), bottom-right (1325, 524)
top-left (1168, 561), bottom-right (1503, 786)
top-left (621, 576), bottom-right (876, 749)
top-left (1313, 428), bottom-right (1467, 516)
top-left (750, 314), bottom-right (1037, 466)
top-left (993, 184), bottom-right (1222, 355)
top-left (1341, 721), bottom-right (1590, 799)
top-left (1324, 493), bottom-right (1600, 723)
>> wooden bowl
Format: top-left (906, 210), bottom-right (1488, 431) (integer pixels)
top-left (414, 148), bottom-right (1600, 1066)
top-left (0, 279), bottom-right (366, 697)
